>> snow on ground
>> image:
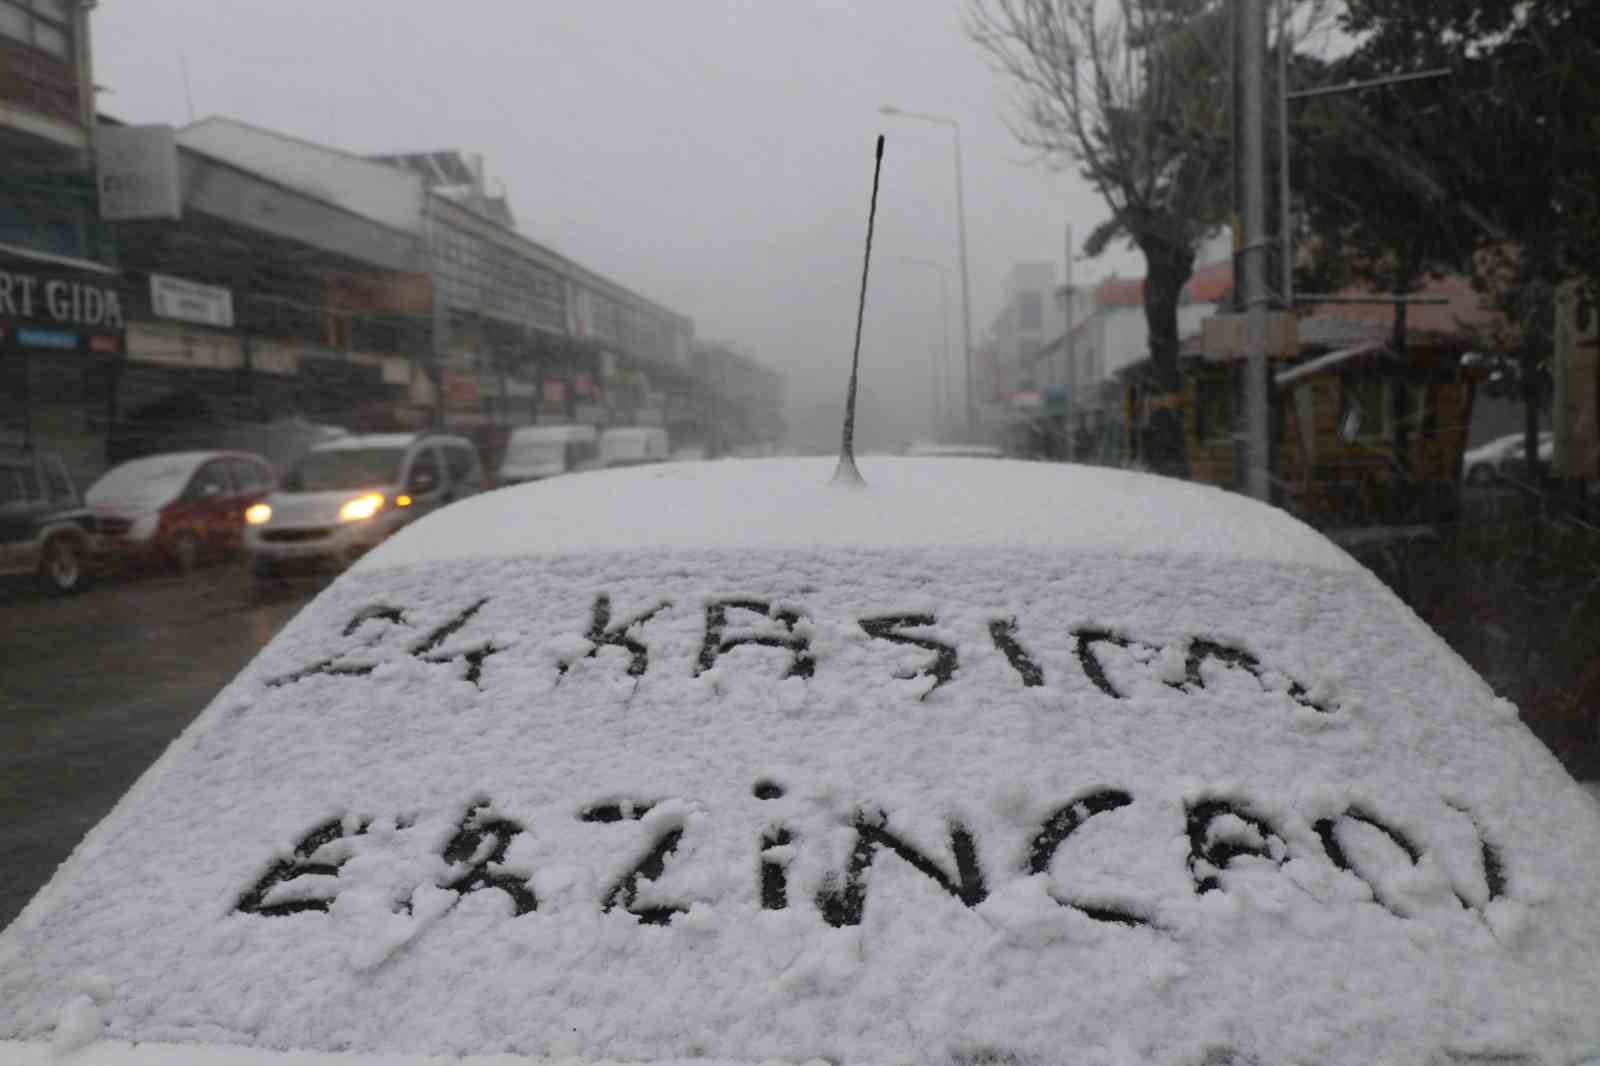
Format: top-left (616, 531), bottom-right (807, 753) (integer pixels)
top-left (4, 461), bottom-right (1600, 1066)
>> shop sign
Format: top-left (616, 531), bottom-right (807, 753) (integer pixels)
top-left (444, 373), bottom-right (479, 406)
top-left (97, 125), bottom-right (182, 221)
top-left (151, 274), bottom-right (234, 329)
top-left (0, 268), bottom-right (125, 329)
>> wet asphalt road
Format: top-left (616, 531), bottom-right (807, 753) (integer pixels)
top-left (0, 564), bottom-right (328, 931)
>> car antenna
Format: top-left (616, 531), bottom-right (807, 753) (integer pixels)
top-left (832, 133), bottom-right (884, 487)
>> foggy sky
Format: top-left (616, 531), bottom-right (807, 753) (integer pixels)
top-left (92, 0), bottom-right (1145, 445)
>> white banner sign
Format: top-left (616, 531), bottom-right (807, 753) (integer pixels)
top-left (150, 273), bottom-right (234, 329)
top-left (97, 125), bottom-right (182, 221)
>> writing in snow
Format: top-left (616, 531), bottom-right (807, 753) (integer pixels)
top-left (235, 787), bottom-right (1510, 937)
top-left (263, 593), bottom-right (1334, 711)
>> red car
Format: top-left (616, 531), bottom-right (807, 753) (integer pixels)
top-left (86, 451), bottom-right (276, 571)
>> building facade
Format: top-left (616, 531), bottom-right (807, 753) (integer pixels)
top-left (0, 0), bottom-right (122, 483)
top-left (688, 341), bottom-right (784, 455)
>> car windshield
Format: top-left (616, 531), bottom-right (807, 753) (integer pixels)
top-left (85, 457), bottom-right (197, 505)
top-left (282, 448), bottom-right (405, 492)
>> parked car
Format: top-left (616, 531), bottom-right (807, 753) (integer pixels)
top-left (497, 424), bottom-right (600, 486)
top-left (599, 425), bottom-right (670, 468)
top-left (906, 441), bottom-right (1005, 458)
top-left (245, 432), bottom-right (482, 578)
top-left (1461, 431), bottom-right (1551, 485)
top-left (0, 448), bottom-right (97, 595)
top-left (1496, 432), bottom-right (1555, 481)
top-left (4, 458), bottom-right (1599, 1065)
top-left (87, 451), bottom-right (276, 571)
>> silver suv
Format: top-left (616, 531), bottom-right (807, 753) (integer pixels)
top-left (244, 432), bottom-right (482, 577)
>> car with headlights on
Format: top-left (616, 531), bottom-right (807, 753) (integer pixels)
top-left (244, 432), bottom-right (481, 578)
top-left (3, 457), bottom-right (1599, 1066)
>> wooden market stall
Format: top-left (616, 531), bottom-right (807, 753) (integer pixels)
top-left (1120, 310), bottom-right (1486, 527)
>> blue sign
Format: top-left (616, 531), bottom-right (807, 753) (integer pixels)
top-left (17, 328), bottom-right (78, 350)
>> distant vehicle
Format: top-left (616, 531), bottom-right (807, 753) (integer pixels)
top-left (87, 451), bottom-right (275, 572)
top-left (497, 424), bottom-right (600, 486)
top-left (1461, 431), bottom-right (1550, 485)
top-left (599, 426), bottom-right (670, 468)
top-left (245, 432), bottom-right (483, 578)
top-left (0, 449), bottom-right (97, 595)
top-left (5, 458), bottom-right (1600, 1065)
top-left (906, 441), bottom-right (1005, 459)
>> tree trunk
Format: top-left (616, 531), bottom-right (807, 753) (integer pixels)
top-left (1138, 235), bottom-right (1197, 479)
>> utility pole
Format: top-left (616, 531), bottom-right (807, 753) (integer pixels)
top-left (1277, 0), bottom-right (1292, 307)
top-left (1064, 222), bottom-right (1076, 460)
top-left (1239, 0), bottom-right (1271, 501)
top-left (951, 132), bottom-right (976, 439)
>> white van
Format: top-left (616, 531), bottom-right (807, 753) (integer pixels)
top-left (599, 426), bottom-right (670, 468)
top-left (244, 432), bottom-right (483, 577)
top-left (498, 424), bottom-right (600, 486)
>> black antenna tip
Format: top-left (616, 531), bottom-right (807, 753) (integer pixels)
top-left (832, 132), bottom-right (885, 489)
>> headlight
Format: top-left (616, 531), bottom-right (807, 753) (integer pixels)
top-left (338, 493), bottom-right (385, 523)
top-left (129, 514), bottom-right (159, 541)
top-left (245, 503), bottom-right (272, 526)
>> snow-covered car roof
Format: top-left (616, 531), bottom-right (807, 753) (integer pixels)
top-left (359, 457), bottom-right (1359, 572)
top-left (309, 433), bottom-right (471, 453)
top-left (4, 458), bottom-right (1600, 1066)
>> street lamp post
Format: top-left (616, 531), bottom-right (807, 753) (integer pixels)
top-left (893, 255), bottom-right (952, 440)
top-left (880, 105), bottom-right (976, 438)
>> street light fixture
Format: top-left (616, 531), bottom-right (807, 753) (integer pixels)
top-left (892, 255), bottom-right (953, 441)
top-left (879, 105), bottom-right (976, 438)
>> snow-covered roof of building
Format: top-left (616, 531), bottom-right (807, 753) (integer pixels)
top-left (4, 458), bottom-right (1599, 1066)
top-left (1093, 261), bottom-right (1233, 310)
top-left (1274, 341), bottom-right (1397, 388)
top-left (359, 458), bottom-right (1360, 574)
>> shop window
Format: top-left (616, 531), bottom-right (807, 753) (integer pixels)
top-left (0, 0), bottom-right (71, 58)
